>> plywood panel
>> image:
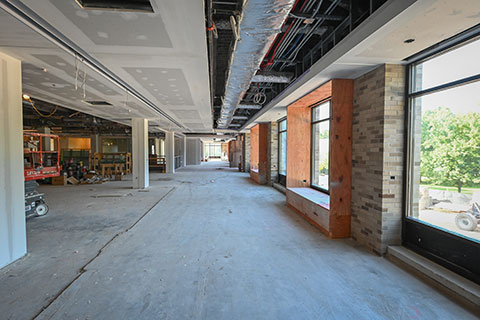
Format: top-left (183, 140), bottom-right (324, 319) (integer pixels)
top-left (329, 79), bottom-right (353, 238)
top-left (250, 123), bottom-right (268, 184)
top-left (290, 81), bottom-right (332, 108)
top-left (250, 125), bottom-right (259, 173)
top-left (286, 106), bottom-right (311, 188)
top-left (285, 79), bottom-right (353, 239)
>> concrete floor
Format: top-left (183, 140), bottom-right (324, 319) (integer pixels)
top-left (1, 161), bottom-right (478, 319)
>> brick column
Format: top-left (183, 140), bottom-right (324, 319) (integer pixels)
top-left (351, 64), bottom-right (406, 254)
top-left (267, 122), bottom-right (279, 185)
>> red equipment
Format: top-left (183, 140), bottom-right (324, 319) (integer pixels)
top-left (23, 132), bottom-right (61, 181)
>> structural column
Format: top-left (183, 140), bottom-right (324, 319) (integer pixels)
top-left (0, 52), bottom-right (26, 268)
top-left (132, 118), bottom-right (149, 189)
top-left (165, 131), bottom-right (175, 173)
top-left (91, 134), bottom-right (100, 153)
top-left (154, 137), bottom-right (161, 156)
top-left (183, 136), bottom-right (187, 167)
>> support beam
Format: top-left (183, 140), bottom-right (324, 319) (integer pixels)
top-left (165, 131), bottom-right (175, 173)
top-left (154, 137), bottom-right (161, 156)
top-left (91, 134), bottom-right (100, 153)
top-left (132, 118), bottom-right (149, 189)
top-left (0, 52), bottom-right (26, 268)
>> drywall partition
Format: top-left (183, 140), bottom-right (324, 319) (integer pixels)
top-left (250, 123), bottom-right (268, 184)
top-left (186, 138), bottom-right (202, 165)
top-left (286, 79), bottom-right (353, 238)
top-left (0, 52), bottom-right (26, 268)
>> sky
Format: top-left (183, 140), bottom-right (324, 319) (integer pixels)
top-left (418, 37), bottom-right (480, 114)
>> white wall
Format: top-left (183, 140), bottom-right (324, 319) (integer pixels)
top-left (186, 138), bottom-right (202, 165)
top-left (0, 52), bottom-right (26, 268)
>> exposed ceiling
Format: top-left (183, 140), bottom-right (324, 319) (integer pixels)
top-left (0, 0), bottom-right (212, 133)
top-left (243, 0), bottom-right (480, 128)
top-left (22, 99), bottom-right (136, 136)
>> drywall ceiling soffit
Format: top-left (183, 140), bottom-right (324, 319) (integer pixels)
top-left (0, 7), bottom-right (175, 133)
top-left (0, 0), bottom-right (212, 132)
top-left (250, 0), bottom-right (480, 126)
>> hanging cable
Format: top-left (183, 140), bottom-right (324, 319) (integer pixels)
top-left (74, 54), bottom-right (79, 90)
top-left (26, 97), bottom-right (58, 118)
top-left (82, 62), bottom-right (87, 99)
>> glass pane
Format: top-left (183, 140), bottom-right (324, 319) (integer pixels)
top-left (409, 81), bottom-right (480, 242)
top-left (412, 37), bottom-right (480, 93)
top-left (312, 121), bottom-right (330, 191)
top-left (279, 131), bottom-right (287, 175)
top-left (312, 101), bottom-right (330, 121)
top-left (279, 119), bottom-right (287, 132)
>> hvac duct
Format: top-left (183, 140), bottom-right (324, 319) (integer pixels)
top-left (251, 71), bottom-right (293, 83)
top-left (216, 0), bottom-right (295, 129)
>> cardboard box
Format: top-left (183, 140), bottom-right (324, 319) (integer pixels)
top-left (52, 175), bottom-right (67, 186)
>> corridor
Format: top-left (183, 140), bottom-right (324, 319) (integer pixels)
top-left (2, 161), bottom-right (476, 319)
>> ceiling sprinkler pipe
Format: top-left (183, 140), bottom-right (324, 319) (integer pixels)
top-left (216, 0), bottom-right (296, 129)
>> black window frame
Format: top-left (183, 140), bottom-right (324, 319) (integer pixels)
top-left (278, 117), bottom-right (287, 186)
top-left (403, 24), bottom-right (480, 285)
top-left (310, 100), bottom-right (331, 194)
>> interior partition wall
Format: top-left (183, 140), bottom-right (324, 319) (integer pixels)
top-left (404, 26), bottom-right (480, 284)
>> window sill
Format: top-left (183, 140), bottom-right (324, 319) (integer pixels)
top-left (287, 187), bottom-right (330, 210)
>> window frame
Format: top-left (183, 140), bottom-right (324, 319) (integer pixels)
top-left (277, 117), bottom-right (287, 186)
top-left (403, 26), bottom-right (480, 284)
top-left (310, 100), bottom-right (332, 194)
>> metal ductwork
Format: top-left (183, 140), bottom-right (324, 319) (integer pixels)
top-left (216, 0), bottom-right (296, 129)
top-left (251, 71), bottom-right (293, 83)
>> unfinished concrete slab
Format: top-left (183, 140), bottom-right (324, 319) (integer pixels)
top-left (0, 176), bottom-right (176, 320)
top-left (0, 161), bottom-right (471, 319)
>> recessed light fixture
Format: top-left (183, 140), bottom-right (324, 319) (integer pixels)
top-left (74, 0), bottom-right (154, 13)
top-left (42, 68), bottom-right (47, 72)
top-left (404, 38), bottom-right (415, 43)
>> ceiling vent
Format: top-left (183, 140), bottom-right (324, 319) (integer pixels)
top-left (83, 100), bottom-right (112, 106)
top-left (75, 0), bottom-right (154, 13)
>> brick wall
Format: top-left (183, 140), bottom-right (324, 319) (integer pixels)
top-left (267, 122), bottom-right (279, 185)
top-left (243, 133), bottom-right (251, 172)
top-left (351, 64), bottom-right (405, 255)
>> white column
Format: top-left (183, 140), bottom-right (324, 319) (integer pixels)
top-left (91, 134), bottom-right (100, 153)
top-left (154, 138), bottom-right (161, 156)
top-left (183, 136), bottom-right (187, 167)
top-left (0, 52), bottom-right (26, 268)
top-left (165, 131), bottom-right (175, 173)
top-left (132, 118), bottom-right (149, 189)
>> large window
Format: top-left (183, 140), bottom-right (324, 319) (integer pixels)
top-left (278, 119), bottom-right (287, 186)
top-left (311, 101), bottom-right (331, 192)
top-left (204, 143), bottom-right (222, 159)
top-left (405, 32), bottom-right (480, 283)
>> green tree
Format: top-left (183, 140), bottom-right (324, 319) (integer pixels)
top-left (421, 107), bottom-right (480, 192)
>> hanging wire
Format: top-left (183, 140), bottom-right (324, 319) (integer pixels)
top-left (82, 62), bottom-right (87, 99)
top-left (26, 97), bottom-right (58, 118)
top-left (74, 54), bottom-right (79, 90)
